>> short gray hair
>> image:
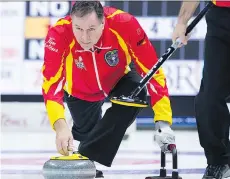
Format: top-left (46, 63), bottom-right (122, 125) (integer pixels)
top-left (71, 1), bottom-right (104, 20)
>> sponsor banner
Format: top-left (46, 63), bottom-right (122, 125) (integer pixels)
top-left (1, 61), bottom-right (22, 94)
top-left (0, 2), bottom-right (25, 36)
top-left (1, 60), bottom-right (203, 95)
top-left (3, 101), bottom-right (229, 131)
top-left (136, 17), bottom-right (207, 40)
top-left (23, 17), bottom-right (206, 60)
top-left (0, 2), bottom-right (25, 62)
top-left (136, 117), bottom-right (197, 130)
top-left (137, 102), bottom-right (230, 130)
top-left (25, 17), bottom-right (50, 39)
top-left (24, 39), bottom-right (45, 61)
top-left (1, 102), bottom-right (72, 132)
top-left (23, 12), bottom-right (207, 61)
top-left (21, 61), bottom-right (43, 94)
top-left (162, 60), bottom-right (204, 96)
top-left (24, 2), bottom-right (72, 61)
top-left (25, 2), bottom-right (71, 17)
top-left (0, 36), bottom-right (24, 62)
top-left (23, 0), bottom-right (103, 61)
top-left (1, 102), bottom-right (136, 133)
top-left (144, 60), bottom-right (203, 96)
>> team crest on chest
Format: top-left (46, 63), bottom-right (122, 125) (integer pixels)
top-left (104, 49), bottom-right (119, 67)
top-left (74, 56), bottom-right (86, 70)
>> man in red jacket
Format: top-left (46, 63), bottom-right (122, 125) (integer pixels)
top-left (42, 1), bottom-right (174, 177)
top-left (172, 0), bottom-right (230, 178)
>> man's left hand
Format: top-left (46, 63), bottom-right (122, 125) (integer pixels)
top-left (153, 121), bottom-right (176, 152)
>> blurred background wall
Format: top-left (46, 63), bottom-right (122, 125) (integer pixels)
top-left (1, 1), bottom-right (222, 133)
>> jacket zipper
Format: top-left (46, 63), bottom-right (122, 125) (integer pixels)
top-left (91, 51), bottom-right (108, 97)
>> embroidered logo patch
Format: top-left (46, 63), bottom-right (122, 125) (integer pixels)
top-left (104, 49), bottom-right (119, 67)
top-left (74, 56), bottom-right (86, 70)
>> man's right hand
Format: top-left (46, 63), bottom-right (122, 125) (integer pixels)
top-left (172, 23), bottom-right (189, 47)
top-left (172, 1), bottom-right (199, 47)
top-left (54, 119), bottom-right (74, 156)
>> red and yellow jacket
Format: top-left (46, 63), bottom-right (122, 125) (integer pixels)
top-left (42, 7), bottom-right (172, 129)
top-left (212, 0), bottom-right (230, 7)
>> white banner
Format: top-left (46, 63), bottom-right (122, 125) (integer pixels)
top-left (1, 102), bottom-right (136, 134)
top-left (0, 36), bottom-right (24, 62)
top-left (0, 60), bottom-right (204, 95)
top-left (162, 60), bottom-right (204, 96)
top-left (26, 2), bottom-right (71, 17)
top-left (1, 102), bottom-right (74, 132)
top-left (0, 2), bottom-right (25, 36)
top-left (21, 61), bottom-right (43, 94)
top-left (0, 61), bottom-right (23, 94)
top-left (0, 2), bottom-right (25, 62)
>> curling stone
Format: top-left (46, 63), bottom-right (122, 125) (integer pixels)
top-left (42, 152), bottom-right (96, 179)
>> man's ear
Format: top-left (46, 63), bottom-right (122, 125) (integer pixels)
top-left (101, 17), bottom-right (105, 29)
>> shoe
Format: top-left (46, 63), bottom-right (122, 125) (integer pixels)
top-left (96, 169), bottom-right (104, 178)
top-left (122, 134), bottom-right (129, 140)
top-left (90, 160), bottom-right (104, 178)
top-left (202, 164), bottom-right (230, 179)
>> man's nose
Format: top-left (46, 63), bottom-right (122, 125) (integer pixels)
top-left (81, 31), bottom-right (89, 42)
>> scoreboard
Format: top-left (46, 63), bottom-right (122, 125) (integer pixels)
top-left (106, 1), bottom-right (207, 59)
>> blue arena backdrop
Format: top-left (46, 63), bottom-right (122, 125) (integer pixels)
top-left (2, 1), bottom-right (222, 130)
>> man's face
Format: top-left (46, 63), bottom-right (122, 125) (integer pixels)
top-left (71, 11), bottom-right (104, 50)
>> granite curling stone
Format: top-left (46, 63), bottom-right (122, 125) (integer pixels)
top-left (42, 152), bottom-right (96, 179)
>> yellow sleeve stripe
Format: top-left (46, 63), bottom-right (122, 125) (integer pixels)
top-left (46, 100), bottom-right (65, 129)
top-left (54, 19), bottom-right (71, 27)
top-left (152, 68), bottom-right (166, 88)
top-left (212, 0), bottom-right (216, 5)
top-left (106, 9), bottom-right (125, 19)
top-left (65, 39), bottom-right (75, 95)
top-left (129, 48), bottom-right (149, 73)
top-left (41, 64), bottom-right (45, 73)
top-left (42, 55), bottom-right (65, 94)
top-left (129, 49), bottom-right (166, 87)
top-left (152, 96), bottom-right (172, 125)
top-left (109, 28), bottom-right (131, 74)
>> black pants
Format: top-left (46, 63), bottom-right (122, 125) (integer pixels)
top-left (65, 70), bottom-right (147, 166)
top-left (194, 6), bottom-right (230, 165)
